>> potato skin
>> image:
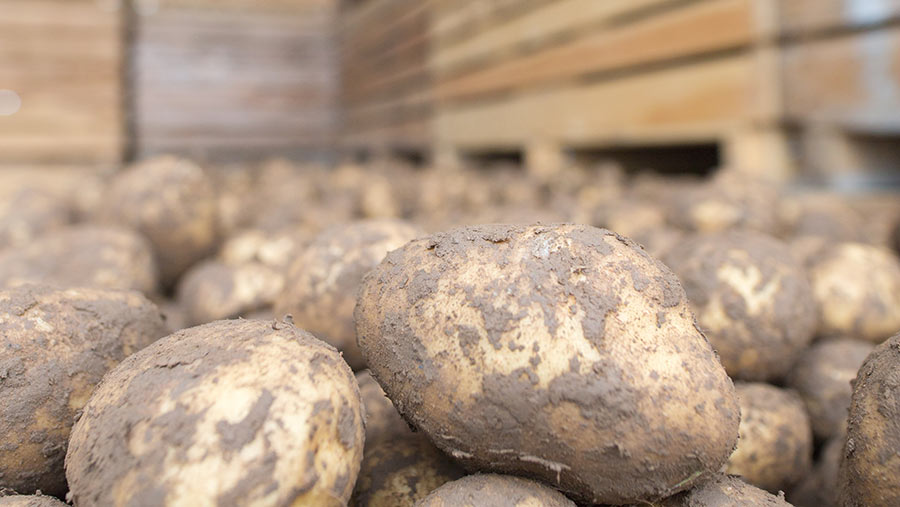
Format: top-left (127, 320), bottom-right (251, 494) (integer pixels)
top-left (0, 226), bottom-right (157, 294)
top-left (356, 370), bottom-right (412, 446)
top-left (99, 156), bottom-right (219, 287)
top-left (65, 319), bottom-right (365, 507)
top-left (277, 220), bottom-right (422, 370)
top-left (0, 285), bottom-right (167, 497)
top-left (658, 474), bottom-right (791, 506)
top-left (787, 338), bottom-right (874, 439)
top-left (726, 382), bottom-right (813, 493)
top-left (356, 224), bottom-right (740, 505)
top-left (839, 333), bottom-right (900, 507)
top-left (414, 474), bottom-right (575, 507)
top-left (0, 492), bottom-right (67, 507)
top-left (0, 187), bottom-right (70, 250)
top-left (177, 260), bottom-right (283, 326)
top-left (807, 242), bottom-right (900, 343)
top-left (665, 231), bottom-right (816, 381)
top-left (351, 435), bottom-right (464, 507)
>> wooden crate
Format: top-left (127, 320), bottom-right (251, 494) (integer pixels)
top-left (133, 0), bottom-right (339, 160)
top-left (338, 0), bottom-right (434, 155)
top-left (0, 0), bottom-right (124, 164)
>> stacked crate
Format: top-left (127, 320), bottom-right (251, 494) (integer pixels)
top-left (339, 0), bottom-right (900, 180)
top-left (132, 0), bottom-right (339, 161)
top-left (0, 0), bottom-right (125, 164)
top-left (337, 0), bottom-right (433, 158)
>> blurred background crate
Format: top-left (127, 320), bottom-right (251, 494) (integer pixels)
top-left (1, 0), bottom-right (900, 185)
top-left (0, 0), bottom-right (124, 164)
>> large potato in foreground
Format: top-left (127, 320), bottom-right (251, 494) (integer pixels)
top-left (726, 382), bottom-right (813, 493)
top-left (665, 231), bottom-right (816, 381)
top-left (356, 224), bottom-right (740, 504)
top-left (99, 156), bottom-right (219, 287)
top-left (0, 285), bottom-right (167, 497)
top-left (177, 260), bottom-right (283, 326)
top-left (659, 474), bottom-right (791, 506)
top-left (277, 220), bottom-right (422, 369)
top-left (65, 319), bottom-right (365, 506)
top-left (351, 435), bottom-right (464, 506)
top-left (807, 243), bottom-right (900, 343)
top-left (0, 226), bottom-right (157, 294)
top-left (839, 332), bottom-right (900, 506)
top-left (415, 474), bottom-right (575, 507)
top-left (787, 338), bottom-right (874, 439)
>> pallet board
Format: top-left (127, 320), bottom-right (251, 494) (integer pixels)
top-left (133, 2), bottom-right (338, 160)
top-left (0, 0), bottom-right (123, 164)
top-left (778, 0), bottom-right (900, 36)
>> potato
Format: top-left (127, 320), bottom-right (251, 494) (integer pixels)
top-left (99, 156), bottom-right (219, 287)
top-left (0, 226), bottom-right (157, 294)
top-left (356, 224), bottom-right (740, 504)
top-left (597, 199), bottom-right (666, 240)
top-left (0, 491), bottom-right (67, 507)
top-left (0, 187), bottom-right (70, 250)
top-left (807, 242), bottom-right (900, 343)
top-left (414, 474), bottom-right (575, 507)
top-left (218, 228), bottom-right (311, 271)
top-left (177, 261), bottom-right (283, 326)
top-left (65, 319), bottom-right (365, 506)
top-left (838, 332), bottom-right (900, 506)
top-left (789, 436), bottom-right (843, 507)
top-left (276, 220), bottom-right (422, 370)
top-left (665, 231), bottom-right (816, 381)
top-left (667, 173), bottom-right (779, 234)
top-left (893, 217), bottom-right (900, 255)
top-left (357, 370), bottom-right (411, 446)
top-left (726, 382), bottom-right (813, 493)
top-left (778, 193), bottom-right (863, 242)
top-left (787, 338), bottom-right (874, 439)
top-left (658, 474), bottom-right (791, 506)
top-left (351, 435), bottom-right (464, 506)
top-left (0, 285), bottom-right (167, 497)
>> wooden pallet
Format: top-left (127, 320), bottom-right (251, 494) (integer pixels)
top-left (0, 0), bottom-right (124, 164)
top-left (133, 0), bottom-right (339, 161)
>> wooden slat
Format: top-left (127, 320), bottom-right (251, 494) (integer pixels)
top-left (782, 26), bottom-right (900, 128)
top-left (779, 0), bottom-right (900, 36)
top-left (0, 0), bottom-right (122, 164)
top-left (436, 0), bottom-right (757, 102)
top-left (434, 54), bottom-right (757, 149)
top-left (430, 0), bottom-right (674, 77)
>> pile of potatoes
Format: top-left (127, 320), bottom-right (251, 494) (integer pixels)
top-left (0, 155), bottom-right (899, 506)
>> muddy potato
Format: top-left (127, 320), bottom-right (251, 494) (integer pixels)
top-left (218, 228), bottom-right (312, 271)
top-left (807, 242), bottom-right (900, 343)
top-left (177, 261), bottom-right (283, 326)
top-left (277, 220), bottom-right (422, 370)
top-left (0, 285), bottom-right (167, 497)
top-left (658, 474), bottom-right (791, 506)
top-left (667, 173), bottom-right (779, 234)
top-left (99, 156), bottom-right (219, 287)
top-left (777, 193), bottom-right (863, 242)
top-left (726, 383), bottom-right (813, 493)
top-left (357, 371), bottom-right (411, 446)
top-left (351, 435), bottom-right (464, 507)
top-left (787, 338), bottom-right (874, 439)
top-left (65, 319), bottom-right (364, 506)
top-left (838, 332), bottom-right (900, 506)
top-left (789, 436), bottom-right (843, 507)
top-left (0, 491), bottom-right (67, 507)
top-left (415, 474), bottom-right (575, 507)
top-left (665, 231), bottom-right (816, 381)
top-left (356, 224), bottom-right (740, 505)
top-left (0, 226), bottom-right (157, 294)
top-left (0, 187), bottom-right (71, 250)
